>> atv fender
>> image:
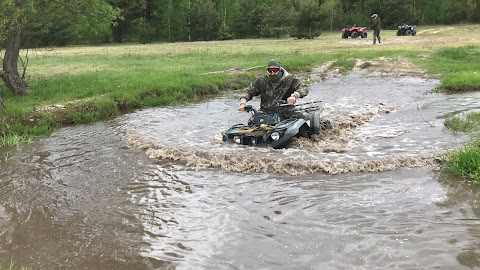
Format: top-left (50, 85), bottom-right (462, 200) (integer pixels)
top-left (270, 119), bottom-right (307, 149)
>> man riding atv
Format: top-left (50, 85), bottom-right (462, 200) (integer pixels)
top-left (226, 59), bottom-right (330, 148)
top-left (238, 59), bottom-right (308, 123)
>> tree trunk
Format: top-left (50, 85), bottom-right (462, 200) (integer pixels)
top-left (1, 20), bottom-right (30, 95)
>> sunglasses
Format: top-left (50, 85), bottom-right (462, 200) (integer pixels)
top-left (267, 67), bottom-right (279, 74)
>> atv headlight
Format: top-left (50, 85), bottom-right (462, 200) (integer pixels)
top-left (270, 132), bottom-right (280, 141)
top-left (234, 136), bottom-right (241, 144)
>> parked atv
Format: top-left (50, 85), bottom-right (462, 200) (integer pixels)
top-left (396, 23), bottom-right (416, 36)
top-left (222, 101), bottom-right (331, 149)
top-left (341, 25), bottom-right (368, 39)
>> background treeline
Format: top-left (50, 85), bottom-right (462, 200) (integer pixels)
top-left (21, 0), bottom-right (480, 47)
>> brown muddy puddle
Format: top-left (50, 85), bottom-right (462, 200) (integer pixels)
top-left (128, 73), bottom-right (472, 175)
top-left (2, 72), bottom-right (480, 270)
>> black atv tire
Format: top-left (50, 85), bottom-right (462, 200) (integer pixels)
top-left (309, 112), bottom-right (332, 135)
top-left (412, 31), bottom-right (416, 36)
top-left (406, 29), bottom-right (412, 35)
top-left (351, 32), bottom-right (358, 38)
top-left (309, 112), bottom-right (321, 134)
top-left (361, 32), bottom-right (367, 38)
top-left (321, 120), bottom-right (332, 131)
top-left (396, 30), bottom-right (401, 36)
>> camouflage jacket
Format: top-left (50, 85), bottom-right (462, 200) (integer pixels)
top-left (241, 69), bottom-right (308, 111)
top-left (370, 18), bottom-right (382, 32)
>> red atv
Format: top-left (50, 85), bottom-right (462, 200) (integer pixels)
top-left (341, 25), bottom-right (368, 39)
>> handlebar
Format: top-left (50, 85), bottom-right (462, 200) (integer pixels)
top-left (244, 105), bottom-right (256, 113)
top-left (242, 100), bottom-right (323, 114)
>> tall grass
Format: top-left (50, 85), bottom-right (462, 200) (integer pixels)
top-left (443, 111), bottom-right (480, 182)
top-left (0, 131), bottom-right (33, 147)
top-left (444, 112), bottom-right (480, 132)
top-left (442, 136), bottom-right (480, 182)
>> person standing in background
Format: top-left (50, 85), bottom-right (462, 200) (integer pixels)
top-left (369, 14), bottom-right (382, 45)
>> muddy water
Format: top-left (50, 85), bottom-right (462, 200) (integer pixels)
top-left (2, 72), bottom-right (480, 270)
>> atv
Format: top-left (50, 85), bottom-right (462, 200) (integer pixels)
top-left (396, 23), bottom-right (416, 36)
top-left (222, 101), bottom-right (331, 149)
top-left (341, 25), bottom-right (368, 39)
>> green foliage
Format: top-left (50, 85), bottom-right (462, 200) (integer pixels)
top-left (0, 0), bottom-right (118, 47)
top-left (131, 17), bottom-right (157, 44)
top-left (441, 72), bottom-right (480, 91)
top-left (0, 0), bottom-right (16, 43)
top-left (444, 112), bottom-right (480, 132)
top-left (109, 0), bottom-right (147, 42)
top-left (75, 0), bottom-right (120, 34)
top-left (189, 0), bottom-right (220, 41)
top-left (442, 136), bottom-right (480, 182)
top-left (428, 45), bottom-right (480, 91)
top-left (423, 0), bottom-right (446, 25)
top-left (0, 130), bottom-right (33, 147)
top-left (64, 99), bottom-right (118, 124)
top-left (443, 112), bottom-right (480, 182)
top-left (374, 0), bottom-right (414, 29)
top-left (329, 58), bottom-right (356, 74)
top-left (218, 24), bottom-right (235, 40)
top-left (2, 0), bottom-right (480, 45)
top-left (232, 0), bottom-right (263, 38)
top-left (151, 0), bottom-right (190, 42)
top-left (437, 45), bottom-right (480, 61)
top-left (24, 12), bottom-right (77, 47)
top-left (292, 0), bottom-right (324, 38)
top-left (257, 2), bottom-right (294, 38)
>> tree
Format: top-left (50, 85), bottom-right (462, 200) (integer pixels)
top-left (109, 0), bottom-right (147, 42)
top-left (423, 0), bottom-right (446, 25)
top-left (0, 0), bottom-right (118, 107)
top-left (1, 0), bottom-right (30, 101)
top-left (232, 0), bottom-right (265, 38)
top-left (442, 0), bottom-right (477, 24)
top-left (189, 0), bottom-right (220, 41)
top-left (320, 0), bottom-right (342, 32)
top-left (293, 0), bottom-right (324, 38)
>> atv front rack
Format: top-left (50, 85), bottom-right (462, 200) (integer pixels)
top-left (297, 101), bottom-right (324, 113)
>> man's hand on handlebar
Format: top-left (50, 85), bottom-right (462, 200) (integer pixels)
top-left (238, 102), bottom-right (246, 111)
top-left (287, 95), bottom-right (296, 104)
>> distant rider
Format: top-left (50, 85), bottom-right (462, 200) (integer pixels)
top-left (238, 59), bottom-right (308, 121)
top-left (369, 13), bottom-right (381, 45)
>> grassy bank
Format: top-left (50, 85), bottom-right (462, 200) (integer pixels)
top-left (1, 25), bottom-right (480, 148)
top-left (442, 136), bottom-right (480, 182)
top-left (442, 112), bottom-right (480, 182)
